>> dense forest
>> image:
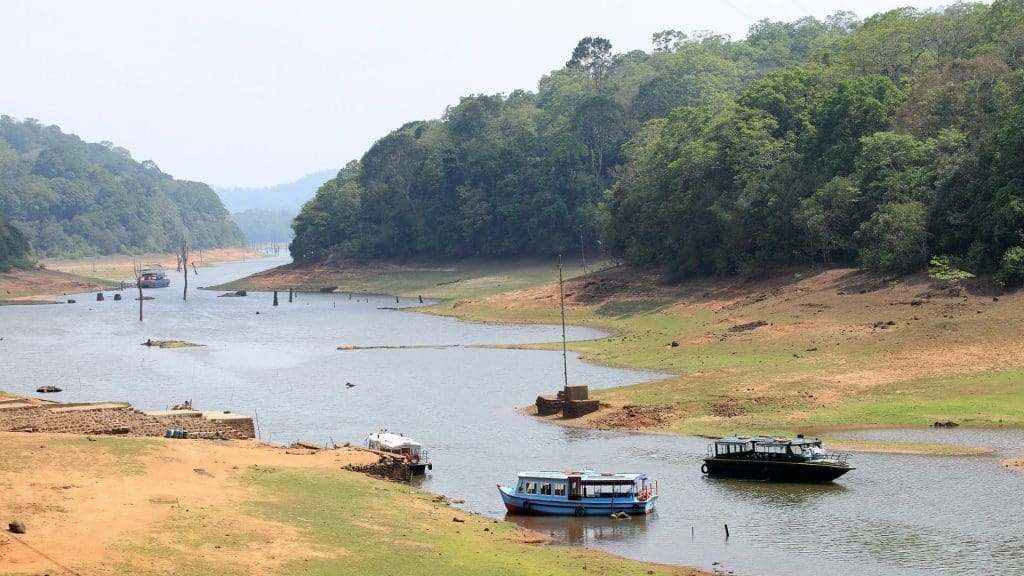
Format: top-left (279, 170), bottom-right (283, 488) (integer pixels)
top-left (0, 209), bottom-right (30, 269)
top-left (0, 116), bottom-right (244, 259)
top-left (292, 2), bottom-right (1024, 286)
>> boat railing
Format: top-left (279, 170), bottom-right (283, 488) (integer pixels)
top-left (819, 452), bottom-right (852, 465)
top-left (637, 480), bottom-right (658, 501)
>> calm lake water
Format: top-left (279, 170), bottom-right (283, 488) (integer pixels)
top-left (2, 255), bottom-right (1022, 576)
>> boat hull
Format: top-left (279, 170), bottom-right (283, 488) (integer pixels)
top-left (408, 462), bottom-right (430, 475)
top-left (703, 457), bottom-right (853, 482)
top-left (498, 486), bottom-right (656, 516)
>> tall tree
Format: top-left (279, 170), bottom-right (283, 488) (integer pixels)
top-left (566, 37), bottom-right (614, 89)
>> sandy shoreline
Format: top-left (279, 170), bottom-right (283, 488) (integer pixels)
top-left (0, 431), bottom-right (708, 575)
top-left (0, 248), bottom-right (266, 304)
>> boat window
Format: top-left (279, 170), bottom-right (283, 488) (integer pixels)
top-left (790, 445), bottom-right (804, 455)
top-left (580, 483), bottom-right (635, 498)
top-left (517, 481), bottom-right (525, 492)
top-left (553, 483), bottom-right (566, 496)
top-left (540, 483), bottom-right (553, 495)
top-left (525, 482), bottom-right (537, 495)
top-left (717, 442), bottom-right (754, 455)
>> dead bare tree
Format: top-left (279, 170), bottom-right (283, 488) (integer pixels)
top-left (179, 237), bottom-right (189, 301)
top-left (132, 259), bottom-right (144, 321)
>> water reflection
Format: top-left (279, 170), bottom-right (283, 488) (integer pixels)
top-left (510, 513), bottom-right (656, 545)
top-left (704, 477), bottom-right (848, 507)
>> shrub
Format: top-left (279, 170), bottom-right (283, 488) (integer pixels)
top-left (996, 246), bottom-right (1024, 287)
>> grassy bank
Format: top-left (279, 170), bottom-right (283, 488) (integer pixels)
top-left (0, 432), bottom-right (704, 576)
top-left (216, 257), bottom-right (591, 302)
top-left (238, 260), bottom-right (1024, 440)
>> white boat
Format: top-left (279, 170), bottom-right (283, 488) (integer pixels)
top-left (365, 430), bottom-right (431, 474)
top-left (138, 269), bottom-right (170, 288)
top-left (497, 470), bottom-right (658, 516)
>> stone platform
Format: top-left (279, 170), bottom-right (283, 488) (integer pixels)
top-left (0, 398), bottom-right (255, 439)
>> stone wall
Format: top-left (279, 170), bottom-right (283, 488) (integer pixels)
top-left (562, 399), bottom-right (600, 418)
top-left (0, 399), bottom-right (254, 440)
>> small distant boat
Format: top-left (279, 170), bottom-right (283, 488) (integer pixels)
top-left (702, 434), bottom-right (854, 482)
top-left (498, 470), bottom-right (658, 516)
top-left (365, 430), bottom-right (431, 475)
top-left (138, 270), bottom-right (170, 288)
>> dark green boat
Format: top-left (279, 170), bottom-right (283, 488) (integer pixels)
top-left (702, 434), bottom-right (854, 482)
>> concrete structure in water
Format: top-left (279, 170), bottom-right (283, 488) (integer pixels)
top-left (536, 384), bottom-right (600, 418)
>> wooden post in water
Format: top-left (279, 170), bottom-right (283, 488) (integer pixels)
top-left (724, 524), bottom-right (730, 539)
top-left (273, 291), bottom-right (279, 306)
top-left (132, 259), bottom-right (144, 322)
top-left (289, 288), bottom-right (293, 303)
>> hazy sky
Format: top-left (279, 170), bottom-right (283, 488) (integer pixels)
top-left (2, 1), bottom-right (948, 188)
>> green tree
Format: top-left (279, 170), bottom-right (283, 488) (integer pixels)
top-left (856, 200), bottom-right (930, 272)
top-left (566, 37), bottom-right (614, 88)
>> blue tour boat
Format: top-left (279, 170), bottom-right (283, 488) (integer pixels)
top-left (498, 470), bottom-right (658, 516)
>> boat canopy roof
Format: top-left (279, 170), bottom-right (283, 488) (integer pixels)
top-left (515, 470), bottom-right (648, 483)
top-left (367, 431), bottom-right (422, 450)
top-left (716, 435), bottom-right (822, 447)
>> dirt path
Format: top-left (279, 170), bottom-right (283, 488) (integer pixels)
top-left (0, 433), bottom-right (377, 574)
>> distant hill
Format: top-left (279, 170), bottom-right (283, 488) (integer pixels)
top-left (214, 169), bottom-right (337, 213)
top-left (0, 116), bottom-right (243, 258)
top-left (230, 209), bottom-right (295, 244)
top-left (216, 170), bottom-right (336, 245)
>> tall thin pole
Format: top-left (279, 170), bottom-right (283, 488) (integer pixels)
top-left (580, 233), bottom-right (587, 274)
top-left (559, 256), bottom-right (568, 389)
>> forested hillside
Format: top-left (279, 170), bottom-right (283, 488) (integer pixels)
top-left (0, 209), bottom-right (31, 269)
top-left (0, 117), bottom-right (244, 257)
top-left (292, 2), bottom-right (1024, 286)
